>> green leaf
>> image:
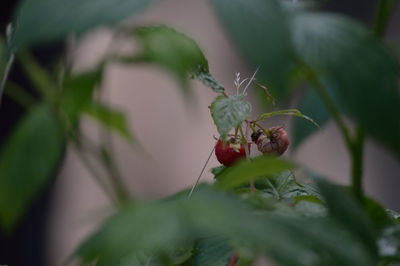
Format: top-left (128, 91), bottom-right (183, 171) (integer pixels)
top-left (291, 12), bottom-right (400, 158)
top-left (210, 94), bottom-right (251, 140)
top-left (12, 0), bottom-right (155, 47)
top-left (215, 156), bottom-right (295, 189)
top-left (0, 104), bottom-right (65, 231)
top-left (386, 209), bottom-right (400, 222)
top-left (209, 0), bottom-right (296, 99)
top-left (192, 65), bottom-right (224, 93)
top-left (313, 176), bottom-right (378, 256)
top-left (292, 89), bottom-right (330, 150)
top-left (186, 235), bottom-right (233, 266)
top-left (364, 197), bottom-right (393, 229)
top-left (211, 165), bottom-right (227, 180)
top-left (259, 109), bottom-right (320, 129)
top-left (378, 225), bottom-right (400, 264)
top-left (76, 185), bottom-right (377, 266)
top-left (294, 200), bottom-right (326, 217)
top-left (84, 103), bottom-right (134, 143)
top-left (131, 26), bottom-right (210, 93)
top-left (260, 171), bottom-right (305, 200)
top-left (61, 70), bottom-right (101, 123)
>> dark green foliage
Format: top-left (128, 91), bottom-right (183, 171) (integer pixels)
top-left (84, 103), bottom-right (134, 143)
top-left (292, 89), bottom-right (330, 150)
top-left (130, 26), bottom-right (212, 94)
top-left (210, 0), bottom-right (296, 100)
top-left (0, 105), bottom-right (65, 231)
top-left (12, 0), bottom-right (155, 47)
top-left (291, 12), bottom-right (400, 158)
top-left (215, 156), bottom-right (295, 189)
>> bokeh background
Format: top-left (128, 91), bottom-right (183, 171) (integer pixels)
top-left (1, 0), bottom-right (399, 265)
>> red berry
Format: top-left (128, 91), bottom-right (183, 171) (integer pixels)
top-left (215, 138), bottom-right (251, 166)
top-left (251, 127), bottom-right (289, 156)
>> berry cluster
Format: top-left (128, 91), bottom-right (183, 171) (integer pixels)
top-left (215, 126), bottom-right (289, 167)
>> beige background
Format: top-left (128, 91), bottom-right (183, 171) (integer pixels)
top-left (45, 0), bottom-right (400, 265)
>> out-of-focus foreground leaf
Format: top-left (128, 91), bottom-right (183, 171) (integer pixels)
top-left (292, 89), bottom-right (330, 150)
top-left (209, 0), bottom-right (296, 100)
top-left (314, 176), bottom-right (378, 256)
top-left (186, 235), bottom-right (233, 266)
top-left (84, 103), bottom-right (134, 143)
top-left (12, 0), bottom-right (155, 48)
top-left (75, 184), bottom-right (377, 266)
top-left (210, 0), bottom-right (400, 157)
top-left (291, 12), bottom-right (400, 158)
top-left (61, 70), bottom-right (101, 123)
top-left (0, 104), bottom-right (65, 231)
top-left (128, 26), bottom-right (223, 94)
top-left (215, 156), bottom-right (295, 190)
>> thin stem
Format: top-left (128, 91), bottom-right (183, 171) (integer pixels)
top-left (3, 81), bottom-right (37, 109)
top-left (234, 126), bottom-right (239, 138)
top-left (188, 141), bottom-right (217, 198)
top-left (308, 72), bottom-right (353, 150)
top-left (72, 140), bottom-right (118, 204)
top-left (249, 122), bottom-right (257, 134)
top-left (100, 147), bottom-right (130, 203)
top-left (0, 53), bottom-right (15, 108)
top-left (253, 122), bottom-right (268, 136)
top-left (228, 251), bottom-right (238, 266)
top-left (239, 126), bottom-right (254, 193)
top-left (18, 49), bottom-right (57, 102)
top-left (373, 0), bottom-right (399, 37)
top-left (351, 126), bottom-right (364, 201)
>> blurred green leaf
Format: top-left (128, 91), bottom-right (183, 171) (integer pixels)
top-left (131, 26), bottom-right (211, 94)
top-left (76, 185), bottom-right (376, 266)
top-left (0, 104), bottom-right (65, 231)
top-left (377, 225), bottom-right (400, 264)
top-left (260, 171), bottom-right (305, 200)
top-left (192, 65), bottom-right (224, 93)
top-left (294, 200), bottom-right (326, 217)
top-left (209, 0), bottom-right (296, 99)
top-left (211, 165), bottom-right (227, 180)
top-left (210, 94), bottom-right (251, 140)
top-left (386, 209), bottom-right (400, 222)
top-left (364, 197), bottom-right (393, 229)
top-left (84, 103), bottom-right (134, 143)
top-left (314, 176), bottom-right (378, 256)
top-left (291, 12), bottom-right (400, 158)
top-left (61, 70), bottom-right (101, 122)
top-left (292, 89), bottom-right (330, 150)
top-left (186, 235), bottom-right (233, 266)
top-left (215, 156), bottom-right (295, 189)
top-left (12, 0), bottom-right (154, 47)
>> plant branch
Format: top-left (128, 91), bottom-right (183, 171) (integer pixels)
top-left (188, 141), bottom-right (217, 199)
top-left (3, 81), bottom-right (37, 109)
top-left (308, 72), bottom-right (353, 150)
top-left (351, 125), bottom-right (364, 201)
top-left (72, 139), bottom-right (118, 204)
top-left (239, 125), bottom-right (254, 192)
top-left (373, 0), bottom-right (399, 37)
top-left (0, 53), bottom-right (15, 108)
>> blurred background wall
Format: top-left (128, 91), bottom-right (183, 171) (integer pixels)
top-left (2, 0), bottom-right (393, 265)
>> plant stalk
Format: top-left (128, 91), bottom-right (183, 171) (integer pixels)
top-left (239, 126), bottom-right (254, 192)
top-left (373, 0), bottom-right (399, 37)
top-left (351, 126), bottom-right (364, 201)
top-left (308, 74), bottom-right (353, 150)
